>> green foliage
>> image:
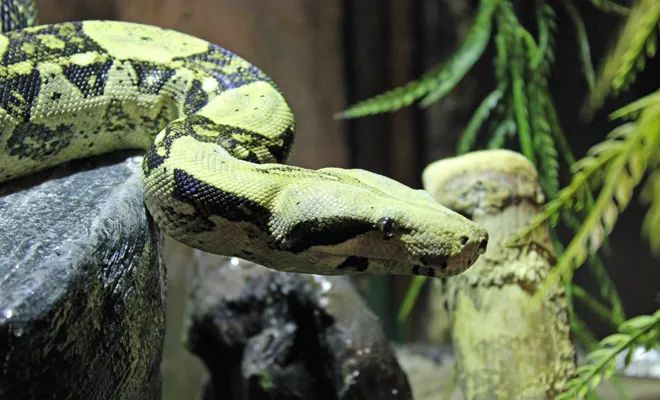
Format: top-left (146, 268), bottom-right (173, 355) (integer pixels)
top-left (587, 0), bottom-right (630, 16)
top-left (557, 310), bottom-right (660, 399)
top-left (512, 95), bottom-right (660, 290)
top-left (562, 0), bottom-right (596, 90)
top-left (348, 5), bottom-right (659, 395)
top-left (586, 0), bottom-right (660, 114)
top-left (336, 0), bottom-right (497, 119)
top-left (456, 89), bottom-right (502, 154)
top-left (396, 275), bottom-right (427, 324)
top-left (642, 169), bottom-right (660, 254)
top-left (394, 1), bottom-right (626, 336)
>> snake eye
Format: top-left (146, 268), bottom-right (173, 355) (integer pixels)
top-left (376, 217), bottom-right (396, 240)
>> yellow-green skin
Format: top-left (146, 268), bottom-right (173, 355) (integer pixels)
top-left (0, 19), bottom-right (488, 276)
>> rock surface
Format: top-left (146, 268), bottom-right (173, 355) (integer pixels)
top-left (0, 153), bottom-right (166, 400)
top-left (187, 253), bottom-right (412, 400)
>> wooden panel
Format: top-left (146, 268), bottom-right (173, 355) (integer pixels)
top-left (36, 0), bottom-right (348, 169)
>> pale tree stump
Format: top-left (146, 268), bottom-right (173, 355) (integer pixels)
top-left (422, 150), bottom-right (576, 399)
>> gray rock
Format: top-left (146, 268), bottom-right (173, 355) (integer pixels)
top-left (187, 253), bottom-right (412, 400)
top-left (0, 153), bottom-right (166, 400)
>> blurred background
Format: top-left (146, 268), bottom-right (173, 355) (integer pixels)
top-left (34, 1), bottom-right (659, 398)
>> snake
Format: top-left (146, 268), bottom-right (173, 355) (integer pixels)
top-left (0, 0), bottom-right (487, 277)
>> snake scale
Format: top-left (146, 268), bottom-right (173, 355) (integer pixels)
top-left (0, 0), bottom-right (487, 277)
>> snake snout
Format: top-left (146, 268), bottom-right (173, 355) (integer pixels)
top-left (409, 219), bottom-right (488, 278)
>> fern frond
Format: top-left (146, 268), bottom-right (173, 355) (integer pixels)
top-left (571, 284), bottom-right (619, 328)
top-left (543, 95), bottom-right (577, 166)
top-left (545, 105), bottom-right (660, 289)
top-left (456, 89), bottom-right (503, 154)
top-left (587, 0), bottom-right (630, 16)
top-left (586, 0), bottom-right (660, 114)
top-left (487, 118), bottom-right (516, 149)
top-left (609, 89), bottom-right (660, 120)
top-left (507, 19), bottom-right (536, 164)
top-left (641, 169), bottom-right (660, 255)
top-left (557, 310), bottom-right (660, 399)
top-left (590, 0), bottom-right (630, 15)
top-left (583, 253), bottom-right (626, 325)
top-left (508, 124), bottom-right (627, 246)
top-left (561, 0), bottom-right (596, 90)
top-left (534, 119), bottom-right (560, 196)
top-left (420, 0), bottom-right (499, 107)
top-left (532, 3), bottom-right (556, 71)
top-left (337, 0), bottom-right (497, 119)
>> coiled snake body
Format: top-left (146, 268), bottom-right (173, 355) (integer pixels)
top-left (0, 0), bottom-right (487, 276)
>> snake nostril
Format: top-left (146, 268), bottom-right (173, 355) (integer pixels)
top-left (460, 235), bottom-right (469, 246)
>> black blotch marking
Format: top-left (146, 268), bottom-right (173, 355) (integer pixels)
top-left (62, 60), bottom-right (113, 97)
top-left (144, 116), bottom-right (219, 174)
top-left (479, 238), bottom-right (488, 253)
top-left (172, 168), bottom-right (272, 230)
top-left (266, 126), bottom-right (294, 163)
top-left (7, 122), bottom-right (74, 160)
top-left (183, 79), bottom-right (209, 114)
top-left (160, 204), bottom-right (216, 233)
top-left (337, 256), bottom-right (369, 272)
top-left (180, 44), bottom-right (271, 90)
top-left (0, 67), bottom-right (41, 118)
top-left (1, 0), bottom-right (37, 31)
top-left (1, 23), bottom-right (105, 66)
top-left (132, 61), bottom-right (176, 95)
top-left (284, 218), bottom-right (374, 254)
top-left (420, 254), bottom-right (448, 268)
top-left (143, 145), bottom-right (165, 174)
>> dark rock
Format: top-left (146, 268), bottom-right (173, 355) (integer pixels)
top-left (187, 253), bottom-right (412, 400)
top-left (0, 153), bottom-right (166, 400)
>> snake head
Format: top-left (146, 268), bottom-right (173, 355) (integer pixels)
top-left (269, 168), bottom-right (488, 277)
top-left (144, 137), bottom-right (487, 278)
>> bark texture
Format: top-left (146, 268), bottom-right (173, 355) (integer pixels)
top-left (423, 150), bottom-right (576, 399)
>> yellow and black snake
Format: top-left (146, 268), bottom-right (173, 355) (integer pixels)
top-left (0, 0), bottom-right (487, 277)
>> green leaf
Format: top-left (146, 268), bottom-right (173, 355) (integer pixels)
top-left (456, 89), bottom-right (503, 154)
top-left (561, 0), bottom-right (596, 90)
top-left (337, 0), bottom-right (498, 119)
top-left (588, 0), bottom-right (630, 15)
top-left (560, 311), bottom-right (659, 399)
top-left (641, 170), bottom-right (660, 255)
top-left (397, 276), bottom-right (428, 323)
top-left (585, 0), bottom-right (660, 114)
top-left (541, 104), bottom-right (660, 297)
top-left (418, 0), bottom-right (498, 107)
top-left (610, 89), bottom-right (660, 120)
top-left (571, 284), bottom-right (619, 328)
top-left (487, 119), bottom-right (516, 149)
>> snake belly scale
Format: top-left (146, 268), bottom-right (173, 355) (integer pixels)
top-left (0, 16), bottom-right (488, 276)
